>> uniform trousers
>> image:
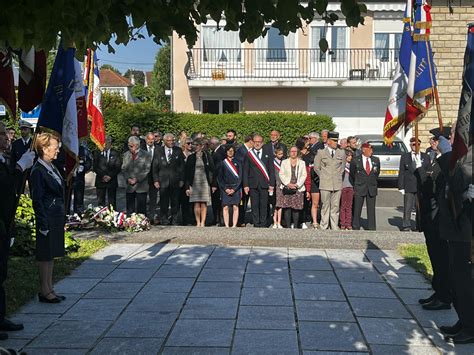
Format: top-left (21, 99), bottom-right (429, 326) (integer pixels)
top-left (449, 240), bottom-right (474, 332)
top-left (352, 194), bottom-right (376, 230)
top-left (126, 192), bottom-right (147, 215)
top-left (96, 187), bottom-right (117, 210)
top-left (73, 175), bottom-right (86, 214)
top-left (424, 226), bottom-right (451, 303)
top-left (0, 237), bottom-right (9, 322)
top-left (403, 192), bottom-right (416, 229)
top-left (249, 187), bottom-right (269, 227)
top-left (320, 189), bottom-right (341, 230)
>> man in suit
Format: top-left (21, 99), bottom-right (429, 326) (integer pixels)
top-left (321, 129), bottom-right (329, 148)
top-left (72, 142), bottom-right (92, 215)
top-left (314, 131), bottom-right (345, 230)
top-left (349, 142), bottom-right (380, 230)
top-left (235, 135), bottom-right (254, 226)
top-left (0, 122), bottom-right (35, 340)
top-left (10, 120), bottom-right (33, 169)
top-left (348, 136), bottom-right (362, 157)
top-left (152, 133), bottom-right (185, 225)
top-left (308, 132), bottom-right (324, 154)
top-left (93, 135), bottom-right (122, 210)
top-left (436, 135), bottom-right (474, 343)
top-left (263, 130), bottom-right (288, 159)
top-left (154, 131), bottom-right (163, 147)
top-left (243, 134), bottom-right (275, 227)
top-left (144, 132), bottom-right (159, 223)
top-left (123, 124), bottom-right (146, 152)
top-left (398, 137), bottom-right (430, 231)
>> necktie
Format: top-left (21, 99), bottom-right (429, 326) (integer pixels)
top-left (365, 158), bottom-right (371, 175)
top-left (256, 150), bottom-right (260, 159)
top-left (167, 149), bottom-right (171, 162)
top-left (331, 150), bottom-right (334, 158)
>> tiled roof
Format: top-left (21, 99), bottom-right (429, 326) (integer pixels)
top-left (145, 71), bottom-right (153, 87)
top-left (99, 69), bottom-right (133, 87)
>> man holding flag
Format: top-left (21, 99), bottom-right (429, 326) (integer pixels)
top-left (436, 24), bottom-right (474, 344)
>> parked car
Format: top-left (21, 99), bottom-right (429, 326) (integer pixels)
top-left (355, 134), bottom-right (408, 180)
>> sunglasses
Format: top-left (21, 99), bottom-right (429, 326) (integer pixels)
top-left (186, 142), bottom-right (192, 145)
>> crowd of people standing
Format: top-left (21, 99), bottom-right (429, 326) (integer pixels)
top-left (93, 125), bottom-right (382, 231)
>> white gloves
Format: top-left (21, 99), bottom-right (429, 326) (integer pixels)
top-left (78, 165), bottom-right (84, 173)
top-left (10, 238), bottom-right (15, 247)
top-left (17, 150), bottom-right (36, 171)
top-left (39, 229), bottom-right (49, 236)
top-left (399, 189), bottom-right (405, 195)
top-left (463, 184), bottom-right (474, 202)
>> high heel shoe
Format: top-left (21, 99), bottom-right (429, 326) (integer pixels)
top-left (38, 292), bottom-right (61, 303)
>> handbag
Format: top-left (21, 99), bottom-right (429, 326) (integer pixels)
top-left (282, 161), bottom-right (299, 195)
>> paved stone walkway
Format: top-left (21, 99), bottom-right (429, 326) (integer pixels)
top-left (3, 243), bottom-right (474, 354)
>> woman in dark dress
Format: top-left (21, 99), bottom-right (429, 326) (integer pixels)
top-left (30, 133), bottom-right (66, 303)
top-left (218, 145), bottom-right (242, 228)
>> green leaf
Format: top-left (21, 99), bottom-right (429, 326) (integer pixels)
top-left (319, 38), bottom-right (328, 53)
top-left (315, 0), bottom-right (328, 16)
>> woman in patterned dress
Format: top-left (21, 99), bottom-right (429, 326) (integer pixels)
top-left (185, 138), bottom-right (216, 227)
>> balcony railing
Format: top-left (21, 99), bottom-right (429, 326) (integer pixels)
top-left (187, 48), bottom-right (399, 82)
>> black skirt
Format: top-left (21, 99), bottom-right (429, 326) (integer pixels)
top-left (36, 203), bottom-right (65, 261)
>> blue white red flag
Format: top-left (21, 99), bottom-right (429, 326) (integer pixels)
top-left (383, 0), bottom-right (413, 145)
top-left (84, 49), bottom-right (105, 150)
top-left (37, 45), bottom-right (79, 181)
top-left (450, 24), bottom-right (474, 171)
top-left (405, 0), bottom-right (437, 132)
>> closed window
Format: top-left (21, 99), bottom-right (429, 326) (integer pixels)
top-left (202, 99), bottom-right (240, 114)
top-left (375, 33), bottom-right (402, 62)
top-left (201, 26), bottom-right (241, 62)
top-left (256, 26), bottom-right (296, 63)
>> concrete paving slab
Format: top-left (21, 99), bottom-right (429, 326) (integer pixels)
top-left (243, 273), bottom-right (290, 288)
top-left (155, 265), bottom-right (203, 278)
top-left (161, 347), bottom-right (230, 355)
top-left (349, 298), bottom-right (412, 319)
top-left (166, 319), bottom-right (235, 347)
top-left (128, 292), bottom-right (188, 313)
top-left (84, 282), bottom-right (144, 299)
top-left (60, 298), bottom-right (129, 321)
top-left (299, 321), bottom-right (368, 352)
top-left (17, 293), bottom-right (82, 315)
top-left (232, 329), bottom-right (299, 354)
top-left (198, 268), bottom-right (245, 282)
top-left (291, 270), bottom-right (338, 284)
top-left (424, 327), bottom-right (474, 355)
top-left (141, 278), bottom-right (195, 294)
top-left (204, 256), bottom-right (248, 270)
top-left (341, 282), bottom-right (396, 299)
top-left (296, 300), bottom-right (355, 322)
top-left (8, 314), bottom-right (59, 339)
top-left (181, 298), bottom-right (239, 319)
top-left (22, 349), bottom-right (88, 355)
top-left (69, 264), bottom-right (117, 278)
top-left (407, 304), bottom-right (459, 329)
top-left (53, 278), bottom-right (101, 294)
top-left (105, 311), bottom-right (177, 338)
top-left (369, 344), bottom-right (441, 354)
top-left (335, 268), bottom-right (384, 283)
top-left (190, 281), bottom-right (242, 298)
top-left (293, 283), bottom-right (346, 301)
top-left (383, 272), bottom-right (431, 289)
top-left (103, 267), bottom-right (155, 283)
top-left (393, 288), bottom-right (434, 306)
top-left (90, 337), bottom-right (165, 354)
top-left (117, 255), bottom-right (167, 269)
top-left (27, 320), bottom-right (112, 349)
top-left (246, 262), bottom-right (289, 275)
top-left (289, 258), bottom-right (333, 271)
top-left (358, 318), bottom-right (432, 346)
top-left (240, 287), bottom-right (293, 306)
top-left (236, 306), bottom-right (296, 330)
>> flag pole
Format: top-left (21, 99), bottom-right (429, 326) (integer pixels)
top-left (425, 38), bottom-right (444, 131)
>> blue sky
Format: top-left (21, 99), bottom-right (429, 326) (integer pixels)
top-left (97, 35), bottom-right (161, 74)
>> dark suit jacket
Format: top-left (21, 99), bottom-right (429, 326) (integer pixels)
top-left (235, 144), bottom-right (251, 165)
top-left (152, 146), bottom-right (185, 189)
top-left (0, 160), bottom-right (22, 239)
top-left (398, 152), bottom-right (430, 193)
top-left (10, 137), bottom-right (32, 168)
top-left (75, 145), bottom-right (93, 180)
top-left (310, 142), bottom-right (324, 154)
top-left (144, 145), bottom-right (159, 185)
top-left (185, 152), bottom-right (215, 189)
top-left (263, 141), bottom-right (288, 159)
top-left (30, 161), bottom-right (65, 232)
top-left (93, 148), bottom-right (122, 188)
top-left (349, 155), bottom-right (381, 197)
top-left (243, 149), bottom-right (276, 189)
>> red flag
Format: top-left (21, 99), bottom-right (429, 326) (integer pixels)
top-left (0, 49), bottom-right (16, 117)
top-left (18, 47), bottom-right (46, 113)
top-left (85, 50), bottom-right (105, 150)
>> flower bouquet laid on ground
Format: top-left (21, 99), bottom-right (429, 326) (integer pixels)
top-left (66, 205), bottom-right (150, 233)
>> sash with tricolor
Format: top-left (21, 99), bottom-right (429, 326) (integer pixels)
top-left (248, 150), bottom-right (270, 182)
top-left (224, 158), bottom-right (240, 179)
top-left (273, 158), bottom-right (282, 173)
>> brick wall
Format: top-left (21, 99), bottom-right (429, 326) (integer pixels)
top-left (419, 1), bottom-right (474, 143)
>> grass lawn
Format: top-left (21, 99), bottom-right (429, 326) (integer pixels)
top-left (5, 238), bottom-right (108, 315)
top-left (398, 243), bottom-right (433, 280)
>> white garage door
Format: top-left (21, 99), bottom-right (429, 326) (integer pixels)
top-left (313, 97), bottom-right (388, 139)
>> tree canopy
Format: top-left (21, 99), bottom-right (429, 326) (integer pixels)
top-left (0, 0), bottom-right (368, 55)
top-left (100, 64), bottom-right (121, 75)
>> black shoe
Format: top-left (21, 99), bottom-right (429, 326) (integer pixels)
top-left (401, 227), bottom-right (411, 232)
top-left (0, 332), bottom-right (8, 340)
top-left (52, 291), bottom-right (66, 301)
top-left (446, 329), bottom-right (474, 344)
top-left (422, 299), bottom-right (451, 311)
top-left (418, 293), bottom-right (436, 305)
top-left (440, 321), bottom-right (463, 337)
top-left (0, 319), bottom-right (24, 332)
top-left (38, 293), bottom-right (61, 304)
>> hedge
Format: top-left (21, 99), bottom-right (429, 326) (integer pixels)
top-left (103, 104), bottom-right (335, 150)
